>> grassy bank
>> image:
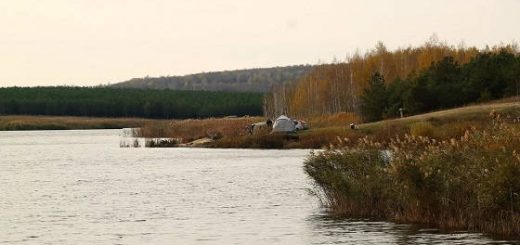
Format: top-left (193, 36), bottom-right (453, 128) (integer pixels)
top-left (137, 100), bottom-right (520, 149)
top-left (213, 100), bottom-right (520, 148)
top-left (0, 115), bottom-right (153, 131)
top-left (137, 112), bottom-right (361, 148)
top-left (304, 111), bottom-right (520, 237)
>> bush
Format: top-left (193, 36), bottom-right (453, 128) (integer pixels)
top-left (305, 145), bottom-right (392, 217)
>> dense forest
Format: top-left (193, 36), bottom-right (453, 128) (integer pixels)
top-left (111, 65), bottom-right (313, 92)
top-left (264, 39), bottom-right (520, 121)
top-left (360, 51), bottom-right (520, 121)
top-left (0, 87), bottom-right (263, 119)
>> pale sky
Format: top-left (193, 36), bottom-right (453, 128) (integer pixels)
top-left (1, 0), bottom-right (519, 87)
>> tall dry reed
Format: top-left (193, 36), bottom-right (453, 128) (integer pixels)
top-left (305, 112), bottom-right (520, 237)
top-left (140, 117), bottom-right (264, 143)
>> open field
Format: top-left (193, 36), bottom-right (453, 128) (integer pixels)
top-left (0, 115), bottom-right (154, 131)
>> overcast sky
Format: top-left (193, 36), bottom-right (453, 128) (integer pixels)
top-left (1, 0), bottom-right (519, 87)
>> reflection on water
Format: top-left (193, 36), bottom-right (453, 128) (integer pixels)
top-left (0, 130), bottom-right (517, 244)
top-left (307, 213), bottom-right (515, 244)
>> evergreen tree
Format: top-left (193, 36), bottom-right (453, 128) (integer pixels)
top-left (423, 56), bottom-right (464, 108)
top-left (385, 78), bottom-right (410, 117)
top-left (360, 72), bottom-right (387, 122)
top-left (0, 87), bottom-right (263, 119)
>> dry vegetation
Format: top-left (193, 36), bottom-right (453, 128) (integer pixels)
top-left (306, 112), bottom-right (360, 128)
top-left (213, 112), bottom-right (362, 149)
top-left (139, 100), bottom-right (520, 149)
top-left (305, 112), bottom-right (520, 237)
top-left (0, 115), bottom-right (151, 131)
top-left (140, 117), bottom-right (263, 143)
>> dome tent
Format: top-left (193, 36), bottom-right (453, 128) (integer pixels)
top-left (272, 115), bottom-right (296, 133)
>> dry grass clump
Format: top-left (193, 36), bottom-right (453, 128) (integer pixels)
top-left (140, 116), bottom-right (264, 143)
top-left (431, 120), bottom-right (480, 140)
top-left (305, 112), bottom-right (520, 237)
top-left (409, 121), bottom-right (435, 137)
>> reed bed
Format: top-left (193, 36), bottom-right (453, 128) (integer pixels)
top-left (140, 117), bottom-right (264, 143)
top-left (0, 115), bottom-right (149, 130)
top-left (305, 112), bottom-right (520, 237)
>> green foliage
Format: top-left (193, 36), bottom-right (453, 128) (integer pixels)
top-left (385, 79), bottom-right (409, 117)
top-left (422, 56), bottom-right (464, 109)
top-left (360, 72), bottom-right (387, 122)
top-left (463, 50), bottom-right (520, 101)
top-left (0, 87), bottom-right (263, 119)
top-left (365, 49), bottom-right (520, 121)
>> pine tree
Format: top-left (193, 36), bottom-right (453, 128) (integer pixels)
top-left (360, 72), bottom-right (387, 122)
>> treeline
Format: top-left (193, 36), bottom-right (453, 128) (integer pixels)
top-left (112, 65), bottom-right (313, 93)
top-left (0, 87), bottom-right (263, 119)
top-left (264, 38), bottom-right (519, 120)
top-left (361, 51), bottom-right (520, 121)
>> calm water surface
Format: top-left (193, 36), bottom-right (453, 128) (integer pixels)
top-left (0, 130), bottom-right (516, 244)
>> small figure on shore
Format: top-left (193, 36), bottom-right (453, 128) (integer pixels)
top-left (350, 123), bottom-right (356, 130)
top-left (266, 118), bottom-right (273, 128)
top-left (246, 124), bottom-right (254, 135)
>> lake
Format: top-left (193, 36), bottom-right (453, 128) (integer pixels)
top-left (0, 130), bottom-right (515, 244)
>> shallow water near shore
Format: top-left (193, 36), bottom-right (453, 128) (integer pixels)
top-left (0, 130), bottom-right (516, 244)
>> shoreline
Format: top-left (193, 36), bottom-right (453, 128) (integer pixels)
top-left (0, 115), bottom-right (158, 131)
top-left (4, 100), bottom-right (520, 149)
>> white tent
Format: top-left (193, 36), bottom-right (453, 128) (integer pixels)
top-left (272, 115), bottom-right (296, 133)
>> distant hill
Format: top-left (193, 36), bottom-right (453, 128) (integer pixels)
top-left (111, 65), bottom-right (314, 92)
